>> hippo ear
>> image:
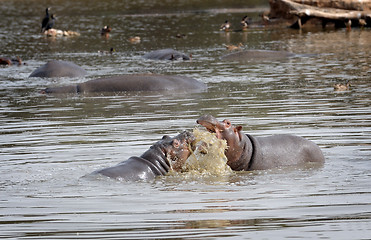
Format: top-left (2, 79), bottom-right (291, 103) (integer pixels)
top-left (236, 126), bottom-right (243, 131)
top-left (162, 135), bottom-right (171, 140)
top-left (223, 119), bottom-right (231, 128)
top-left (172, 139), bottom-right (180, 148)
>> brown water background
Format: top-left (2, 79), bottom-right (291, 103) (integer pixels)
top-left (1, 0), bottom-right (370, 239)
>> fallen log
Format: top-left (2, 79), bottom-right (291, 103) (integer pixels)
top-left (282, 0), bottom-right (371, 11)
top-left (269, 0), bottom-right (371, 29)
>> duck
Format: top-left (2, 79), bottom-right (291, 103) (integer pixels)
top-left (175, 33), bottom-right (187, 39)
top-left (41, 7), bottom-right (51, 33)
top-left (359, 19), bottom-right (367, 29)
top-left (224, 43), bottom-right (243, 51)
top-left (262, 12), bottom-right (270, 24)
top-left (345, 19), bottom-right (352, 30)
top-left (101, 25), bottom-right (111, 36)
top-left (128, 36), bottom-right (141, 43)
top-left (241, 16), bottom-right (249, 30)
top-left (334, 81), bottom-right (351, 91)
top-left (220, 20), bottom-right (231, 31)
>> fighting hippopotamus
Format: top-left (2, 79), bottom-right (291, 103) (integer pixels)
top-left (92, 131), bottom-right (195, 181)
top-left (41, 73), bottom-right (206, 94)
top-left (143, 48), bottom-right (190, 60)
top-left (29, 60), bottom-right (87, 78)
top-left (197, 115), bottom-right (325, 171)
top-left (220, 50), bottom-right (294, 62)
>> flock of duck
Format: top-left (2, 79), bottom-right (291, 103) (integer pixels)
top-left (0, 7), bottom-right (352, 92)
top-left (220, 14), bottom-right (269, 32)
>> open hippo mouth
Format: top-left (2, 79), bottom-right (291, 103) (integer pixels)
top-left (196, 115), bottom-right (224, 139)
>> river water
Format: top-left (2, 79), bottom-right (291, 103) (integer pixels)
top-left (1, 0), bottom-right (370, 239)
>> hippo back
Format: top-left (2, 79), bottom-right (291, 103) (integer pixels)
top-left (143, 49), bottom-right (190, 60)
top-left (29, 60), bottom-right (87, 78)
top-left (91, 131), bottom-right (194, 181)
top-left (248, 134), bottom-right (325, 170)
top-left (93, 157), bottom-right (165, 181)
top-left (78, 74), bottom-right (206, 92)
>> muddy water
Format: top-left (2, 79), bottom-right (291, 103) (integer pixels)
top-left (1, 0), bottom-right (370, 239)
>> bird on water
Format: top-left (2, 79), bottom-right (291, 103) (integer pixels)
top-left (45, 14), bottom-right (55, 31)
top-left (41, 7), bottom-right (51, 33)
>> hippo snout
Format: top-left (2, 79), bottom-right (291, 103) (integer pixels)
top-left (197, 115), bottom-right (220, 133)
top-left (181, 130), bottom-right (196, 151)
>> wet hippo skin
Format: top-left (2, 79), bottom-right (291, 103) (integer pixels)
top-left (29, 60), bottom-right (87, 78)
top-left (197, 115), bottom-right (325, 171)
top-left (143, 48), bottom-right (190, 60)
top-left (92, 131), bottom-right (195, 181)
top-left (41, 73), bottom-right (206, 94)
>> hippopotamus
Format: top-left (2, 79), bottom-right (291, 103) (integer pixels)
top-left (0, 56), bottom-right (23, 66)
top-left (197, 115), bottom-right (325, 171)
top-left (29, 60), bottom-right (87, 78)
top-left (220, 50), bottom-right (294, 62)
top-left (92, 131), bottom-right (195, 181)
top-left (143, 48), bottom-right (190, 60)
top-left (41, 73), bottom-right (206, 94)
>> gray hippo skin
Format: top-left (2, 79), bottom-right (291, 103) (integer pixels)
top-left (42, 74), bottom-right (206, 94)
top-left (197, 115), bottom-right (325, 171)
top-left (220, 50), bottom-right (294, 62)
top-left (92, 131), bottom-right (195, 181)
top-left (143, 48), bottom-right (190, 60)
top-left (29, 60), bottom-right (87, 78)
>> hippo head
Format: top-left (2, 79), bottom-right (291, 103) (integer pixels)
top-left (157, 131), bottom-right (196, 172)
top-left (197, 115), bottom-right (250, 170)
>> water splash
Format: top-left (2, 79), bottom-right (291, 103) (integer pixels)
top-left (182, 128), bottom-right (232, 176)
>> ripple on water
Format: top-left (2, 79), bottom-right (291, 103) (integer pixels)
top-left (1, 1), bottom-right (371, 239)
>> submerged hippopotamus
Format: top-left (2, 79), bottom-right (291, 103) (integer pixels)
top-left (41, 73), bottom-right (206, 94)
top-left (197, 115), bottom-right (325, 171)
top-left (29, 60), bottom-right (87, 78)
top-left (220, 50), bottom-right (294, 62)
top-left (143, 48), bottom-right (190, 60)
top-left (0, 56), bottom-right (23, 66)
top-left (92, 131), bottom-right (195, 181)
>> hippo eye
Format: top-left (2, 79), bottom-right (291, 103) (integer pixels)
top-left (224, 119), bottom-right (231, 127)
top-left (172, 139), bottom-right (180, 148)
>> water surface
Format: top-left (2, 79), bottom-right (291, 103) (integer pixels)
top-left (1, 0), bottom-right (370, 239)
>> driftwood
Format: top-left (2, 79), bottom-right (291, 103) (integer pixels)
top-left (43, 28), bottom-right (80, 37)
top-left (295, 0), bottom-right (370, 10)
top-left (269, 0), bottom-right (371, 28)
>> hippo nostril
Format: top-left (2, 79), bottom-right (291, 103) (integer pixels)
top-left (206, 128), bottom-right (215, 133)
